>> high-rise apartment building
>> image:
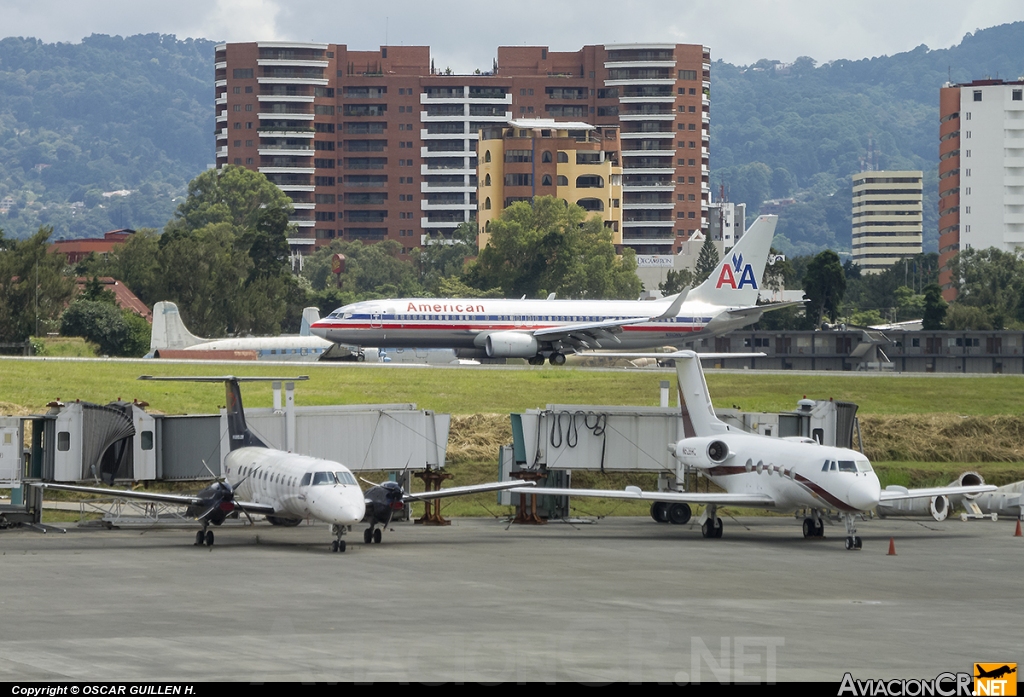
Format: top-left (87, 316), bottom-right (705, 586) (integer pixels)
top-left (938, 79), bottom-right (1024, 299)
top-left (214, 42), bottom-right (710, 260)
top-left (851, 170), bottom-right (923, 274)
top-left (476, 119), bottom-right (622, 247)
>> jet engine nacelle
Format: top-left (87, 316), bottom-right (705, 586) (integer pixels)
top-left (485, 332), bottom-right (539, 358)
top-left (673, 437), bottom-right (731, 467)
top-left (948, 471), bottom-right (985, 502)
top-left (876, 492), bottom-right (950, 521)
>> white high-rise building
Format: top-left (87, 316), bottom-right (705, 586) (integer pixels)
top-left (851, 170), bottom-right (923, 273)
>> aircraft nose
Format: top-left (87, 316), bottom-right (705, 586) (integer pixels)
top-left (308, 487), bottom-right (365, 525)
top-left (849, 475), bottom-right (882, 512)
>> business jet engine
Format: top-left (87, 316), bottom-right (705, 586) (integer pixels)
top-left (672, 437), bottom-right (730, 466)
top-left (875, 490), bottom-right (950, 521)
top-left (485, 332), bottom-right (539, 358)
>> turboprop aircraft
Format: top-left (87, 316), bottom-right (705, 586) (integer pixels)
top-left (33, 376), bottom-right (529, 553)
top-left (311, 216), bottom-right (797, 365)
top-left (510, 351), bottom-right (996, 550)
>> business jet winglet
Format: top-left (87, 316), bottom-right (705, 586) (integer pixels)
top-left (510, 350), bottom-right (995, 550)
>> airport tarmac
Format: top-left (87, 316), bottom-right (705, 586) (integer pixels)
top-left (0, 515), bottom-right (1020, 683)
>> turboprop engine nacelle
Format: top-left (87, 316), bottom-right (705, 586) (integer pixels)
top-left (876, 489), bottom-right (950, 521)
top-left (485, 332), bottom-right (539, 358)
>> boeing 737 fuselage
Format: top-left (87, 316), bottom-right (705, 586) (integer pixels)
top-left (312, 216), bottom-right (784, 365)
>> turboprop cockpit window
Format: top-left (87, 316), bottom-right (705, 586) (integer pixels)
top-left (300, 473), bottom-right (312, 487)
top-left (856, 460), bottom-right (873, 473)
top-left (312, 471), bottom-right (338, 485)
top-left (335, 471), bottom-right (357, 486)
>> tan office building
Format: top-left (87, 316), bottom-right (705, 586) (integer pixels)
top-left (851, 170), bottom-right (923, 273)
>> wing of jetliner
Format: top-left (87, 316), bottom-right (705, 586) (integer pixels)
top-left (724, 300), bottom-right (805, 318)
top-left (32, 482), bottom-right (279, 516)
top-left (401, 480), bottom-right (534, 502)
top-left (511, 485), bottom-right (775, 508)
top-left (879, 484), bottom-right (996, 502)
top-left (529, 290), bottom-right (690, 349)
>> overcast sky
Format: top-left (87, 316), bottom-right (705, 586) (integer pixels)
top-left (2, 0), bottom-right (1022, 70)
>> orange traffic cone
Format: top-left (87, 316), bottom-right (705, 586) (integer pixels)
top-left (1015, 519), bottom-right (1022, 537)
top-left (887, 537), bottom-right (897, 555)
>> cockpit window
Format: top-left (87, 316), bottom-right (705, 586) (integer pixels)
top-left (300, 473), bottom-right (311, 487)
top-left (856, 460), bottom-right (873, 473)
top-left (837, 460), bottom-right (857, 473)
top-left (312, 471), bottom-right (337, 485)
top-left (821, 460), bottom-right (830, 472)
top-left (335, 471), bottom-right (357, 486)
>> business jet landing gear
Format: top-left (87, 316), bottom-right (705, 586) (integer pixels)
top-left (841, 514), bottom-right (862, 550)
top-left (195, 526), bottom-right (215, 547)
top-left (363, 527), bottom-right (382, 544)
top-left (330, 524), bottom-right (349, 553)
top-left (802, 511), bottom-right (825, 538)
top-left (549, 352), bottom-right (567, 366)
top-left (700, 505), bottom-right (723, 538)
top-left (528, 355), bottom-right (546, 366)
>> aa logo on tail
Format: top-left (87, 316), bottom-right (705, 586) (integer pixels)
top-left (715, 253), bottom-right (758, 290)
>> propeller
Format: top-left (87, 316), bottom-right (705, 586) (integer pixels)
top-left (198, 459), bottom-right (257, 526)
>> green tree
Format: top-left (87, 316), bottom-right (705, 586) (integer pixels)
top-left (60, 300), bottom-right (148, 357)
top-left (659, 269), bottom-right (693, 296)
top-left (803, 249), bottom-right (846, 324)
top-left (694, 235), bottom-right (720, 284)
top-left (466, 197), bottom-right (641, 299)
top-left (170, 165), bottom-right (294, 231)
top-left (0, 227), bottom-right (76, 341)
top-left (414, 222), bottom-right (488, 296)
top-left (922, 283), bottom-right (947, 330)
top-left (950, 247), bottom-right (1024, 329)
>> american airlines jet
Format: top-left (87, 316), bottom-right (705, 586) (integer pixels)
top-left (312, 215), bottom-right (786, 365)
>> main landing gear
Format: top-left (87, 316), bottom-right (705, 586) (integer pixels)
top-left (701, 505), bottom-right (724, 538)
top-left (802, 511), bottom-right (825, 538)
top-left (841, 514), bottom-right (863, 550)
top-left (194, 528), bottom-right (215, 547)
top-left (330, 524), bottom-right (349, 553)
top-left (529, 352), bottom-right (567, 366)
top-left (363, 527), bottom-right (383, 544)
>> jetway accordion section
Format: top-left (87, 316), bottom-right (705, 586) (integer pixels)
top-left (224, 404), bottom-right (450, 473)
top-left (513, 406), bottom-right (684, 472)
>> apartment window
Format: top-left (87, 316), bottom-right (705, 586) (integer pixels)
top-left (315, 194), bottom-right (336, 203)
top-left (245, 140), bottom-right (253, 147)
top-left (233, 104), bottom-right (241, 111)
top-left (679, 70), bottom-right (697, 80)
top-left (233, 158), bottom-right (242, 164)
top-left (314, 158), bottom-right (335, 168)
top-left (233, 140), bottom-right (241, 147)
top-left (689, 106), bottom-right (696, 112)
top-left (314, 176), bottom-right (336, 186)
top-left (688, 176), bottom-right (695, 183)
top-left (688, 159), bottom-right (695, 166)
top-left (973, 90), bottom-right (982, 102)
top-left (315, 105), bottom-right (336, 115)
top-left (689, 88), bottom-right (696, 95)
top-left (688, 211), bottom-right (696, 219)
top-left (233, 68), bottom-right (254, 79)
top-left (233, 122), bottom-right (241, 129)
top-left (688, 123), bottom-right (696, 130)
top-left (1014, 89), bottom-right (1023, 101)
top-left (245, 86), bottom-right (253, 93)
top-left (233, 87), bottom-right (240, 94)
top-left (245, 104), bottom-right (253, 111)
top-left (246, 122), bottom-right (253, 129)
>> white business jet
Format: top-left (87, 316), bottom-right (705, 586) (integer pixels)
top-left (312, 216), bottom-right (795, 365)
top-left (511, 352), bottom-right (996, 550)
top-left (34, 376), bottom-right (529, 553)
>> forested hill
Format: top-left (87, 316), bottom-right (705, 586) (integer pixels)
top-left (1, 25), bottom-right (1022, 254)
top-left (0, 34), bottom-right (216, 239)
top-left (710, 21), bottom-right (1024, 256)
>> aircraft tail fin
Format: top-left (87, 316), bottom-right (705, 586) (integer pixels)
top-left (299, 307), bottom-right (321, 336)
top-left (150, 301), bottom-right (206, 352)
top-left (687, 215), bottom-right (778, 307)
top-left (673, 351), bottom-right (731, 438)
top-left (223, 378), bottom-right (267, 451)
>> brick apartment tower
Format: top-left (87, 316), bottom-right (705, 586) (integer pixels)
top-left (215, 42), bottom-right (710, 259)
top-left (938, 78), bottom-right (1024, 300)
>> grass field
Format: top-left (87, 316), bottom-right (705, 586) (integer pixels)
top-left (2, 357), bottom-right (1023, 417)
